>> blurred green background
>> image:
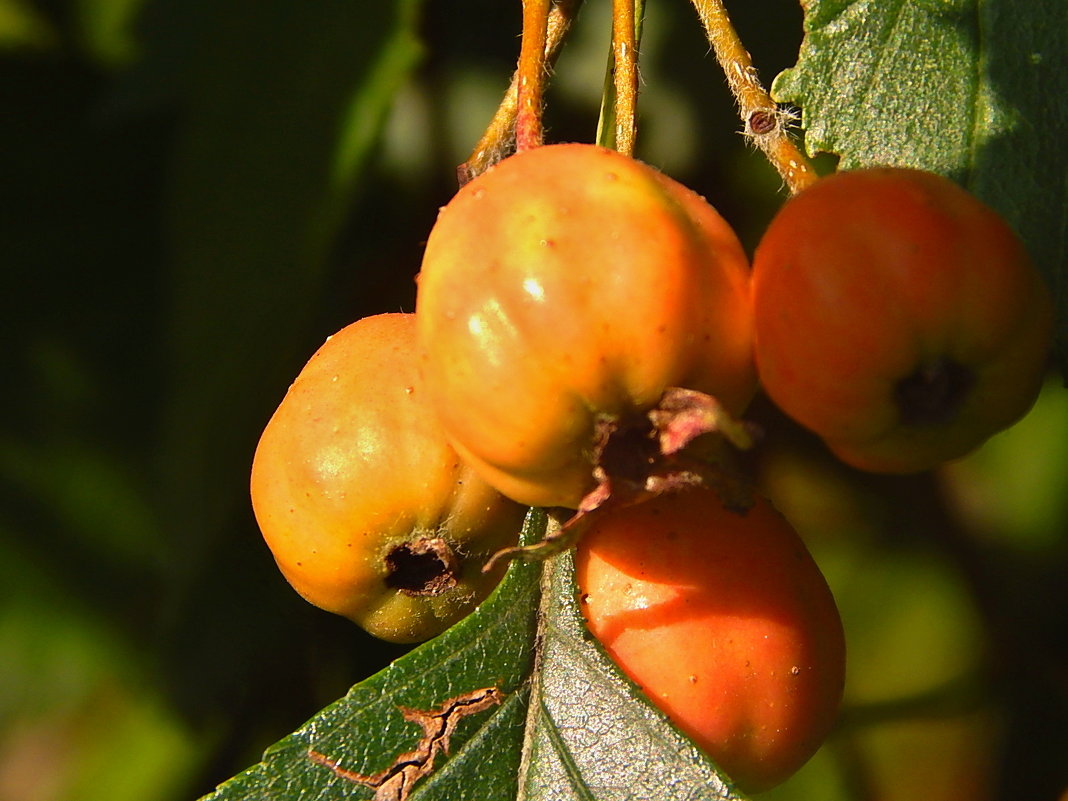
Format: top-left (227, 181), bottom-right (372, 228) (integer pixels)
top-left (1, 1), bottom-right (1065, 800)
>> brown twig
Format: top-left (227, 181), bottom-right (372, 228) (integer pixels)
top-left (689, 0), bottom-right (817, 194)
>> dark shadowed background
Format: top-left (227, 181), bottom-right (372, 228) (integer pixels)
top-left (2, 1), bottom-right (1066, 800)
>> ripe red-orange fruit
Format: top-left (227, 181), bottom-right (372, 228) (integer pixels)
top-left (576, 489), bottom-right (845, 793)
top-left (250, 313), bottom-right (526, 643)
top-left (416, 143), bottom-right (755, 509)
top-left (752, 167), bottom-right (1053, 473)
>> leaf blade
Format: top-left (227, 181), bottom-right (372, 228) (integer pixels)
top-left (518, 549), bottom-right (747, 801)
top-left (199, 511), bottom-right (547, 801)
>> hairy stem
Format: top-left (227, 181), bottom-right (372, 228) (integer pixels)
top-left (459, 0), bottom-right (581, 184)
top-left (597, 0), bottom-right (645, 153)
top-left (689, 0), bottom-right (817, 193)
top-left (515, 0), bottom-right (552, 153)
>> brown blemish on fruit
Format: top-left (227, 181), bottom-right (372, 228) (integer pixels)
top-left (309, 686), bottom-right (503, 801)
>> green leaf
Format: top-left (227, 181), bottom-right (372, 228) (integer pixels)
top-left (201, 512), bottom-right (749, 801)
top-left (201, 510), bottom-right (546, 801)
top-left (74, 0), bottom-right (146, 66)
top-left (772, 0), bottom-right (1068, 365)
top-left (520, 544), bottom-right (746, 801)
top-left (0, 0), bottom-right (58, 51)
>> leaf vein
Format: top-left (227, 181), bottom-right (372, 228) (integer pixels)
top-left (538, 694), bottom-right (598, 801)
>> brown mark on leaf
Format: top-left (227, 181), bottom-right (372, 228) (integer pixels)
top-left (308, 686), bottom-right (503, 801)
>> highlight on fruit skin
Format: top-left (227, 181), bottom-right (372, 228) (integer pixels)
top-left (751, 166), bottom-right (1054, 474)
top-left (575, 487), bottom-right (846, 794)
top-left (250, 313), bottom-right (527, 644)
top-left (415, 142), bottom-right (757, 510)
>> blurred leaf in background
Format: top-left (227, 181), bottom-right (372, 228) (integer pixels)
top-left (0, 0), bottom-right (57, 50)
top-left (1, 0), bottom-right (433, 797)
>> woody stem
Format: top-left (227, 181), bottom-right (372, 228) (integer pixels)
top-left (689, 0), bottom-right (817, 193)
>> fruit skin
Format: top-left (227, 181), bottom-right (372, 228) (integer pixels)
top-left (250, 313), bottom-right (527, 643)
top-left (416, 143), bottom-right (756, 509)
top-left (575, 488), bottom-right (845, 794)
top-left (752, 166), bottom-right (1053, 473)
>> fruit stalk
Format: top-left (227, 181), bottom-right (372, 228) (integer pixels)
top-left (460, 0), bottom-right (581, 183)
top-left (689, 0), bottom-right (816, 193)
top-left (609, 0), bottom-right (640, 156)
top-left (515, 0), bottom-right (552, 153)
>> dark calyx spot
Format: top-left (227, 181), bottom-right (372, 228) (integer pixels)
top-left (385, 537), bottom-right (459, 596)
top-left (893, 358), bottom-right (975, 426)
top-left (596, 414), bottom-right (659, 486)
